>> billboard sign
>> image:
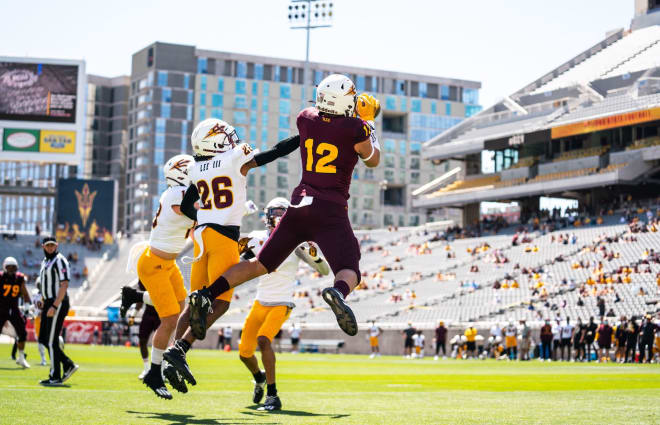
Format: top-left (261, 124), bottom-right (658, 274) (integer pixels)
top-left (0, 61), bottom-right (78, 123)
top-left (56, 178), bottom-right (117, 244)
top-left (0, 57), bottom-right (85, 165)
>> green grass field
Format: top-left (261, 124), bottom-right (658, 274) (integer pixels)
top-left (0, 343), bottom-right (658, 425)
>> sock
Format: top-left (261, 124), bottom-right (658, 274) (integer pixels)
top-left (143, 357), bottom-right (149, 370)
top-left (253, 370), bottom-right (265, 384)
top-left (267, 383), bottom-right (277, 397)
top-left (142, 291), bottom-right (153, 306)
top-left (151, 347), bottom-right (164, 365)
top-left (208, 277), bottom-right (230, 299)
top-left (176, 339), bottom-right (192, 353)
top-left (18, 349), bottom-right (25, 360)
top-left (333, 280), bottom-right (351, 299)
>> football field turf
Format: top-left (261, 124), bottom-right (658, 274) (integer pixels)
top-left (0, 343), bottom-right (658, 425)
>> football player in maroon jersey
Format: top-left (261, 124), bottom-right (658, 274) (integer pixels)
top-left (1, 257), bottom-right (32, 368)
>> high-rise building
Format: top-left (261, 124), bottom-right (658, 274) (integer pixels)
top-left (124, 42), bottom-right (481, 233)
top-left (85, 75), bottom-right (130, 231)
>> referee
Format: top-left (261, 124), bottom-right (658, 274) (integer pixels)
top-left (37, 236), bottom-right (78, 386)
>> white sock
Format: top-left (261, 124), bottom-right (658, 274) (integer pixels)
top-left (38, 343), bottom-right (46, 361)
top-left (18, 350), bottom-right (25, 360)
top-left (151, 347), bottom-right (164, 365)
top-left (143, 292), bottom-right (153, 306)
top-left (143, 357), bottom-right (150, 370)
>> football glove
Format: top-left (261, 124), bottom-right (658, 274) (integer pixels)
top-left (356, 93), bottom-right (380, 122)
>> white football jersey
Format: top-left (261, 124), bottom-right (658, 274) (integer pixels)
top-left (369, 326), bottom-right (380, 337)
top-left (149, 186), bottom-right (194, 254)
top-left (189, 143), bottom-right (256, 227)
top-left (246, 230), bottom-right (299, 306)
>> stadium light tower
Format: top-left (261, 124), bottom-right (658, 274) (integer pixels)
top-left (288, 0), bottom-right (333, 96)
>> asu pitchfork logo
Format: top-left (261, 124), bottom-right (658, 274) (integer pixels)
top-left (75, 183), bottom-right (98, 227)
top-left (170, 158), bottom-right (192, 172)
top-left (205, 123), bottom-right (228, 139)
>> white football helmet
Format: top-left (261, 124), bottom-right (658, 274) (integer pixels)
top-left (315, 74), bottom-right (357, 117)
top-left (163, 154), bottom-right (194, 187)
top-left (264, 197), bottom-right (290, 229)
top-left (191, 118), bottom-right (240, 156)
top-left (3, 256), bottom-right (18, 272)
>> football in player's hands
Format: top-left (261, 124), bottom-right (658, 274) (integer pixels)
top-left (356, 93), bottom-right (381, 121)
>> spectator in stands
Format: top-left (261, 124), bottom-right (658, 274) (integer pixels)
top-left (434, 321), bottom-right (447, 360)
top-left (560, 318), bottom-right (574, 361)
top-left (520, 320), bottom-right (531, 361)
top-left (598, 320), bottom-right (613, 362)
top-left (540, 320), bottom-right (553, 362)
top-left (464, 325), bottom-right (477, 359)
top-left (585, 317), bottom-right (598, 362)
top-left (402, 323), bottom-right (416, 358)
top-left (597, 297), bottom-right (606, 318)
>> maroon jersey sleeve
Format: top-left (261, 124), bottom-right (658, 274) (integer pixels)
top-left (350, 118), bottom-right (371, 145)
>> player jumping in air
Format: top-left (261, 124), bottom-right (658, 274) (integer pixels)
top-left (238, 197), bottom-right (330, 411)
top-left (122, 154), bottom-right (195, 399)
top-left (168, 74), bottom-right (380, 384)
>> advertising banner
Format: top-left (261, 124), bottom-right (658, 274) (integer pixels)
top-left (26, 319), bottom-right (102, 344)
top-left (39, 129), bottom-right (76, 153)
top-left (551, 107), bottom-right (660, 139)
top-left (2, 128), bottom-right (40, 152)
top-left (56, 178), bottom-right (116, 244)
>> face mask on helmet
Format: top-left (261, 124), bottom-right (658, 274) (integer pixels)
top-left (315, 74), bottom-right (357, 117)
top-left (266, 207), bottom-right (287, 229)
top-left (191, 119), bottom-right (240, 157)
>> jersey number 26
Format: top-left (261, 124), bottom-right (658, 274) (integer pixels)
top-left (197, 177), bottom-right (233, 210)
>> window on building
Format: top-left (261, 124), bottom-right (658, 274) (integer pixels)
top-left (411, 172), bottom-right (420, 184)
top-left (441, 85), bottom-right (450, 100)
top-left (356, 75), bottom-right (365, 91)
top-left (162, 88), bottom-right (171, 102)
top-left (236, 80), bottom-right (247, 95)
top-left (255, 64), bottom-right (264, 80)
top-left (237, 61), bottom-right (247, 78)
top-left (400, 98), bottom-right (407, 111)
top-left (410, 142), bottom-right (421, 155)
top-left (363, 198), bottom-right (374, 210)
top-left (198, 57), bottom-right (208, 74)
top-left (382, 114), bottom-right (405, 133)
top-left (278, 115), bottom-right (289, 129)
top-left (463, 88), bottom-right (479, 104)
top-left (157, 71), bottom-right (168, 87)
top-left (278, 129), bottom-right (289, 140)
top-left (252, 82), bottom-right (258, 96)
top-left (183, 74), bottom-right (190, 89)
top-left (395, 80), bottom-right (406, 95)
top-left (314, 70), bottom-right (323, 85)
top-left (211, 94), bottom-right (223, 107)
top-left (411, 99), bottom-right (421, 113)
top-left (280, 84), bottom-right (291, 99)
top-left (431, 101), bottom-right (437, 114)
top-left (277, 161), bottom-right (288, 174)
top-left (419, 82), bottom-right (428, 98)
top-left (187, 91), bottom-right (193, 104)
top-left (385, 154), bottom-right (395, 168)
top-left (234, 110), bottom-right (248, 124)
top-left (385, 96), bottom-right (397, 110)
top-left (384, 139), bottom-right (395, 153)
top-left (277, 175), bottom-right (288, 189)
top-left (446, 103), bottom-right (452, 116)
top-left (279, 99), bottom-right (291, 114)
top-left (199, 107), bottom-right (206, 120)
top-left (235, 96), bottom-right (247, 109)
top-left (235, 126), bottom-right (247, 140)
top-left (201, 75), bottom-right (207, 91)
top-left (156, 118), bottom-right (166, 133)
top-left (161, 104), bottom-right (171, 118)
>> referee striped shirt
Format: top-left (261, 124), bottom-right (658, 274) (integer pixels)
top-left (39, 253), bottom-right (70, 299)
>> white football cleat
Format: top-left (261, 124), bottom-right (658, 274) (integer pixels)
top-left (16, 357), bottom-right (30, 369)
top-left (138, 369), bottom-right (148, 380)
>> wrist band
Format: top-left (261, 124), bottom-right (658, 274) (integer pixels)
top-left (361, 143), bottom-right (375, 162)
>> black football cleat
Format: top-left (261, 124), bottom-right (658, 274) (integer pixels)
top-left (188, 289), bottom-right (213, 340)
top-left (258, 395), bottom-right (282, 412)
top-left (252, 373), bottom-right (266, 404)
top-left (62, 363), bottom-right (79, 383)
top-left (322, 287), bottom-right (358, 336)
top-left (120, 286), bottom-right (141, 318)
top-left (163, 345), bottom-right (196, 386)
top-left (162, 359), bottom-right (188, 393)
top-left (39, 378), bottom-right (63, 387)
top-left (143, 368), bottom-right (172, 400)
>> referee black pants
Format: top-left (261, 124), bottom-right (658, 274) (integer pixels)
top-left (39, 297), bottom-right (73, 380)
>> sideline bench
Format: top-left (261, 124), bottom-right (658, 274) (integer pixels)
top-left (279, 339), bottom-right (345, 354)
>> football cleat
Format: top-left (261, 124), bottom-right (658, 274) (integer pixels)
top-left (143, 368), bottom-right (172, 400)
top-left (252, 373), bottom-right (266, 404)
top-left (16, 357), bottom-right (30, 369)
top-left (162, 359), bottom-right (188, 393)
top-left (138, 369), bottom-right (148, 380)
top-left (188, 289), bottom-right (213, 340)
top-left (120, 286), bottom-right (141, 318)
top-left (163, 345), bottom-right (196, 386)
top-left (39, 378), bottom-right (63, 387)
top-left (322, 287), bottom-right (358, 336)
top-left (258, 395), bottom-right (282, 412)
top-left (39, 360), bottom-right (47, 366)
top-left (62, 364), bottom-right (78, 383)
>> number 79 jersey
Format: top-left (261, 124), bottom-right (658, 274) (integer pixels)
top-left (189, 142), bottom-right (256, 227)
top-left (294, 107), bottom-right (371, 206)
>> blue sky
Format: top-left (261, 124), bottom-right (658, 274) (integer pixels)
top-left (0, 0), bottom-right (633, 107)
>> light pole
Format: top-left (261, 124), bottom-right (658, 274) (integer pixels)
top-left (288, 0), bottom-right (334, 102)
top-left (138, 182), bottom-right (149, 232)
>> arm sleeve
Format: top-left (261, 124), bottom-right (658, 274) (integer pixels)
top-left (180, 184), bottom-right (199, 221)
top-left (57, 257), bottom-right (70, 282)
top-left (352, 119), bottom-right (372, 145)
top-left (253, 135), bottom-right (300, 166)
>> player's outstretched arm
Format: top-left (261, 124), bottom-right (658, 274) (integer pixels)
top-left (355, 137), bottom-right (380, 168)
top-left (180, 184), bottom-right (200, 221)
top-left (240, 135), bottom-right (301, 175)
